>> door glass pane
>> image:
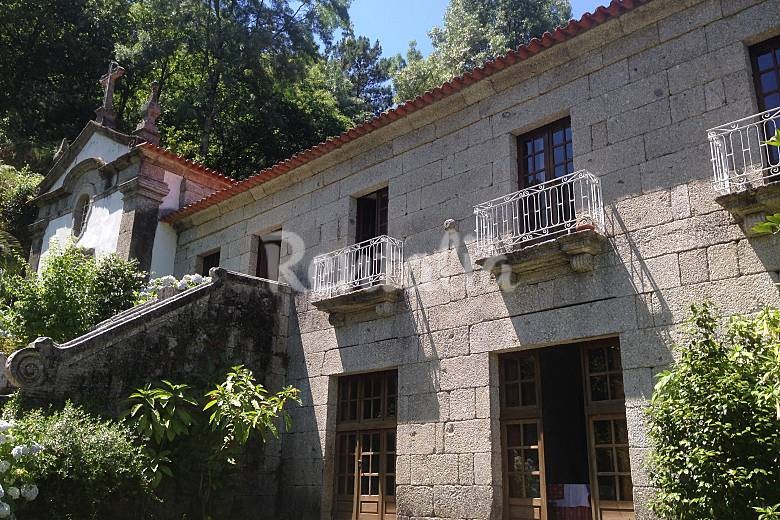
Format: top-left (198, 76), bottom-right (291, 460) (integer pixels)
top-left (593, 420), bottom-right (612, 444)
top-left (588, 348), bottom-right (607, 372)
top-left (522, 423), bottom-right (538, 445)
top-left (596, 447), bottom-right (614, 472)
top-left (609, 374), bottom-right (625, 400)
top-left (619, 475), bottom-right (634, 501)
top-left (598, 475), bottom-right (616, 500)
top-left (507, 425), bottom-right (522, 447)
top-left (614, 419), bottom-right (629, 444)
top-left (616, 447), bottom-right (631, 473)
top-left (505, 383), bottom-right (520, 407)
top-left (591, 375), bottom-right (609, 401)
top-left (520, 382), bottom-right (537, 406)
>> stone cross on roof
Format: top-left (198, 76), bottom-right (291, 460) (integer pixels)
top-left (134, 81), bottom-right (162, 145)
top-left (94, 61), bottom-right (125, 129)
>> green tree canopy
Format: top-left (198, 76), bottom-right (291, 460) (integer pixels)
top-left (327, 34), bottom-right (394, 121)
top-left (390, 0), bottom-right (571, 102)
top-left (0, 0), bottom-right (131, 169)
top-left (0, 163), bottom-right (42, 270)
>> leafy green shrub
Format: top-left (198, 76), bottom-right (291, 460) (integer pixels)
top-left (0, 243), bottom-right (146, 353)
top-left (648, 304), bottom-right (780, 519)
top-left (125, 366), bottom-right (300, 517)
top-left (5, 400), bottom-right (151, 520)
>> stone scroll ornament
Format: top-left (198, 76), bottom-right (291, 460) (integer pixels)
top-left (5, 337), bottom-right (55, 389)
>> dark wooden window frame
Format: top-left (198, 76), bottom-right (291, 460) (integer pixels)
top-left (750, 35), bottom-right (780, 112)
top-left (355, 187), bottom-right (389, 243)
top-left (253, 231), bottom-right (282, 280)
top-left (517, 118), bottom-right (574, 190)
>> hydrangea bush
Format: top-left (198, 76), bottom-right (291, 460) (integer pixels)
top-left (137, 274), bottom-right (211, 303)
top-left (4, 400), bottom-right (151, 520)
top-left (0, 419), bottom-right (42, 518)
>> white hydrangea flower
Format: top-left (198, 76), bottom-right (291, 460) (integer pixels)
top-left (11, 446), bottom-right (24, 459)
top-left (0, 461), bottom-right (10, 473)
top-left (7, 487), bottom-right (18, 500)
top-left (0, 421), bottom-right (13, 433)
top-left (191, 274), bottom-right (203, 284)
top-left (20, 484), bottom-right (37, 501)
top-left (0, 501), bottom-right (9, 518)
top-left (157, 275), bottom-right (176, 288)
top-left (175, 280), bottom-right (188, 290)
top-left (27, 442), bottom-right (43, 455)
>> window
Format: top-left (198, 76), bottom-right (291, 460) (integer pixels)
top-left (512, 119), bottom-right (576, 244)
top-left (253, 231), bottom-right (281, 281)
top-left (334, 370), bottom-right (397, 520)
top-left (72, 194), bottom-right (92, 238)
top-left (518, 118), bottom-right (573, 189)
top-left (356, 187), bottom-right (388, 243)
top-left (751, 36), bottom-right (780, 111)
top-left (199, 250), bottom-right (220, 276)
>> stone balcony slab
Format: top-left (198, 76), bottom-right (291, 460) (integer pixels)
top-left (716, 182), bottom-right (780, 236)
top-left (312, 284), bottom-right (403, 326)
top-left (475, 229), bottom-right (607, 289)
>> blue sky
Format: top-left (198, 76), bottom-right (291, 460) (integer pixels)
top-left (349, 0), bottom-right (606, 57)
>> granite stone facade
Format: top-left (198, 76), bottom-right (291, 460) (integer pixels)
top-left (13, 0), bottom-right (780, 519)
top-left (166, 1), bottom-right (780, 518)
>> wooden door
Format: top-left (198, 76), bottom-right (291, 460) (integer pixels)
top-left (589, 417), bottom-right (634, 520)
top-left (500, 352), bottom-right (546, 520)
top-left (335, 371), bottom-right (397, 520)
top-left (504, 419), bottom-right (545, 519)
top-left (582, 342), bottom-right (635, 520)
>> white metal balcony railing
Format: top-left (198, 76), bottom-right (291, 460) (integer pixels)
top-left (708, 107), bottom-right (780, 194)
top-left (474, 170), bottom-right (605, 258)
top-left (312, 235), bottom-right (404, 300)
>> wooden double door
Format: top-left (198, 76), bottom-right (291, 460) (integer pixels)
top-left (334, 371), bottom-right (397, 520)
top-left (334, 430), bottom-right (396, 520)
top-left (500, 341), bottom-right (635, 520)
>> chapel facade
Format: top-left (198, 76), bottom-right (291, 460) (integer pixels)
top-left (18, 0), bottom-right (780, 519)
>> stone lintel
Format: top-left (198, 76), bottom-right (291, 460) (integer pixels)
top-left (716, 182), bottom-right (780, 237)
top-left (475, 229), bottom-right (607, 288)
top-left (312, 284), bottom-right (403, 326)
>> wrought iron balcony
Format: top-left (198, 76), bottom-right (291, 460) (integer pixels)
top-left (474, 170), bottom-right (605, 259)
top-left (312, 235), bottom-right (404, 302)
top-left (708, 107), bottom-right (780, 195)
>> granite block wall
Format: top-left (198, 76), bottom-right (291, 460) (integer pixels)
top-left (171, 1), bottom-right (780, 518)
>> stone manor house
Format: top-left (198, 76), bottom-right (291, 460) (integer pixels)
top-left (9, 0), bottom-right (780, 518)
